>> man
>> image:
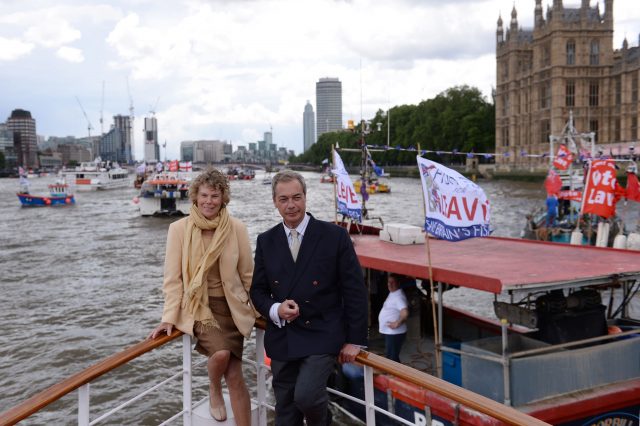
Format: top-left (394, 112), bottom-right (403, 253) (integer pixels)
top-left (250, 170), bottom-right (368, 426)
top-left (378, 273), bottom-right (409, 362)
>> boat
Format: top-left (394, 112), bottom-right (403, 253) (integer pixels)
top-left (60, 159), bottom-right (130, 191)
top-left (16, 178), bottom-right (75, 207)
top-left (332, 225), bottom-right (640, 426)
top-left (133, 171), bottom-right (191, 216)
top-left (353, 177), bottom-right (390, 194)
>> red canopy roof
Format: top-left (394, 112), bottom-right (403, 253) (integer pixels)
top-left (352, 235), bottom-right (640, 294)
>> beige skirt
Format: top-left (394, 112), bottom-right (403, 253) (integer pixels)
top-left (194, 296), bottom-right (244, 360)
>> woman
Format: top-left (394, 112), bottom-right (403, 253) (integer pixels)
top-left (149, 168), bottom-right (256, 424)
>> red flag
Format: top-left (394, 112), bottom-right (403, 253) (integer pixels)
top-left (626, 172), bottom-right (640, 202)
top-left (544, 169), bottom-right (562, 195)
top-left (553, 145), bottom-right (573, 170)
top-left (582, 160), bottom-right (618, 218)
top-left (558, 190), bottom-right (582, 201)
top-left (169, 160), bottom-right (179, 172)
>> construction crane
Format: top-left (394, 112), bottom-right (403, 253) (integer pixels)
top-left (99, 80), bottom-right (105, 135)
top-left (75, 96), bottom-right (94, 138)
top-left (149, 96), bottom-right (160, 117)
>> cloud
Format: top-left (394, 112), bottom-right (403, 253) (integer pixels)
top-left (24, 20), bottom-right (81, 48)
top-left (56, 46), bottom-right (84, 62)
top-left (0, 37), bottom-right (34, 61)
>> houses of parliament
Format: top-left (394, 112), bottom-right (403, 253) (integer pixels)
top-left (495, 0), bottom-right (638, 168)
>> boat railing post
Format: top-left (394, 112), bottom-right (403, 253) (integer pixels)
top-left (78, 383), bottom-right (90, 426)
top-left (182, 334), bottom-right (192, 426)
top-left (255, 328), bottom-right (268, 426)
top-left (500, 319), bottom-right (512, 406)
top-left (363, 364), bottom-right (375, 426)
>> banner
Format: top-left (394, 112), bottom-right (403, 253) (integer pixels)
top-left (332, 150), bottom-right (362, 222)
top-left (553, 144), bottom-right (574, 170)
top-left (544, 169), bottom-right (562, 195)
top-left (169, 160), bottom-right (179, 172)
top-left (417, 156), bottom-right (491, 241)
top-left (558, 190), bottom-right (582, 201)
top-left (582, 159), bottom-right (618, 218)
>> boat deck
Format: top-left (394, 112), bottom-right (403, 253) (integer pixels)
top-left (352, 234), bottom-right (640, 294)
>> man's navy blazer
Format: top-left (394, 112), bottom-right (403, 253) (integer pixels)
top-left (250, 214), bottom-right (368, 361)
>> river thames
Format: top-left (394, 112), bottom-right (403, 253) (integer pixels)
top-left (0, 171), bottom-right (630, 424)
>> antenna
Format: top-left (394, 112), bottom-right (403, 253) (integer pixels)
top-left (75, 96), bottom-right (94, 138)
top-left (100, 80), bottom-right (105, 135)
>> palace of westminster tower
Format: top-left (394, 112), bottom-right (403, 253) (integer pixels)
top-left (495, 0), bottom-right (639, 167)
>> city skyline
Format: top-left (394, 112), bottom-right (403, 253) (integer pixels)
top-left (1, 0), bottom-right (638, 161)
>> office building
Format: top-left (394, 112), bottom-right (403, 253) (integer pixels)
top-left (180, 140), bottom-right (225, 163)
top-left (6, 109), bottom-right (39, 169)
top-left (316, 77), bottom-right (343, 139)
top-left (495, 0), bottom-right (639, 168)
top-left (143, 116), bottom-right (160, 162)
top-left (303, 100), bottom-right (316, 152)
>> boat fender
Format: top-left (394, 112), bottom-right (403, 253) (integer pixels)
top-left (627, 233), bottom-right (640, 250)
top-left (45, 198), bottom-right (51, 205)
top-left (612, 234), bottom-right (627, 249)
top-left (65, 197), bottom-right (71, 204)
top-left (132, 197), bottom-right (139, 204)
top-left (595, 222), bottom-right (610, 247)
top-left (570, 230), bottom-right (583, 245)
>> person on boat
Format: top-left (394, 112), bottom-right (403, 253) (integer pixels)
top-left (546, 194), bottom-right (558, 227)
top-left (250, 170), bottom-right (368, 426)
top-left (149, 167), bottom-right (256, 425)
top-left (378, 273), bottom-right (409, 362)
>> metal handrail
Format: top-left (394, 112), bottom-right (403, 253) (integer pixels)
top-left (0, 317), bottom-right (549, 426)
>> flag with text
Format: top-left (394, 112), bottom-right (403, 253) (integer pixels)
top-left (332, 150), bottom-right (362, 222)
top-left (417, 156), bottom-right (491, 241)
top-left (582, 159), bottom-right (619, 218)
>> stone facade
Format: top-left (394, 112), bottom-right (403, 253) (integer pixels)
top-left (495, 0), bottom-right (639, 169)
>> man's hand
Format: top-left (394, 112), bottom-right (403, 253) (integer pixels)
top-left (278, 299), bottom-right (300, 322)
top-left (338, 343), bottom-right (361, 364)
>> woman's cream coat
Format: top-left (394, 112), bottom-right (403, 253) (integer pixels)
top-left (160, 215), bottom-right (256, 338)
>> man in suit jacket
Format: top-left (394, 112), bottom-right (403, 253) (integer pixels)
top-left (250, 170), bottom-right (368, 426)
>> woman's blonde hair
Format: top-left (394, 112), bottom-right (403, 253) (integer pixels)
top-left (189, 167), bottom-right (230, 205)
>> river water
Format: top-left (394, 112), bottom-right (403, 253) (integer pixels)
top-left (0, 171), bottom-right (627, 424)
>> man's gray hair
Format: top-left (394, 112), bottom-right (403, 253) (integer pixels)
top-left (271, 170), bottom-right (306, 199)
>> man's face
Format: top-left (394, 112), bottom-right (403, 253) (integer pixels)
top-left (388, 276), bottom-right (399, 292)
top-left (273, 179), bottom-right (306, 229)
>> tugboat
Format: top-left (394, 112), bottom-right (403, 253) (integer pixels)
top-left (17, 177), bottom-right (75, 207)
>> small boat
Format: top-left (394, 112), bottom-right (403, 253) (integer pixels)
top-left (17, 179), bottom-right (75, 207)
top-left (60, 158), bottom-right (129, 191)
top-left (133, 172), bottom-right (191, 216)
top-left (353, 178), bottom-right (391, 194)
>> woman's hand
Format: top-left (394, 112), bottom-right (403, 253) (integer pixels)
top-left (148, 322), bottom-right (174, 340)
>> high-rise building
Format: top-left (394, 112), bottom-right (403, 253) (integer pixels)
top-left (495, 0), bottom-right (639, 168)
top-left (316, 77), bottom-right (342, 139)
top-left (113, 115), bottom-right (133, 163)
top-left (180, 140), bottom-right (225, 163)
top-left (303, 101), bottom-right (316, 152)
top-left (143, 116), bottom-right (160, 162)
top-left (6, 109), bottom-right (39, 169)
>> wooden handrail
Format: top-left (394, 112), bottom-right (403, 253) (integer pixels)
top-left (0, 330), bottom-right (183, 426)
top-left (355, 351), bottom-right (550, 426)
top-left (1, 318), bottom-right (548, 426)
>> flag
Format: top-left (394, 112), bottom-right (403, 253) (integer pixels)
top-left (552, 144), bottom-right (573, 170)
top-left (156, 162), bottom-right (164, 172)
top-left (626, 171), bottom-right (640, 202)
top-left (179, 161), bottom-right (192, 171)
top-left (331, 150), bottom-right (362, 222)
top-left (417, 156), bottom-right (491, 242)
top-left (169, 160), bottom-right (179, 172)
top-left (582, 159), bottom-right (618, 218)
top-left (365, 147), bottom-right (384, 177)
top-left (544, 169), bottom-right (562, 195)
top-left (136, 163), bottom-right (146, 174)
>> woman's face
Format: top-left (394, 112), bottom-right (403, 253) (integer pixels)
top-left (196, 184), bottom-right (223, 220)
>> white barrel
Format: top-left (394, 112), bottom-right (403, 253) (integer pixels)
top-left (627, 233), bottom-right (640, 250)
top-left (595, 222), bottom-right (610, 247)
top-left (613, 234), bottom-right (627, 249)
top-left (570, 230), bottom-right (583, 245)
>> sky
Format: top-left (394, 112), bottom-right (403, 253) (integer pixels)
top-left (1, 0), bottom-right (638, 160)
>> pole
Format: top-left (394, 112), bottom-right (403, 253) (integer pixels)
top-left (332, 144), bottom-right (338, 224)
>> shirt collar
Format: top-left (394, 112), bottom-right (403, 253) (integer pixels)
top-left (283, 213), bottom-right (310, 238)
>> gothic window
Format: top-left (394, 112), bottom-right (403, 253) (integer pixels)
top-left (632, 71), bottom-right (638, 103)
top-left (566, 40), bottom-right (575, 65)
top-left (502, 94), bottom-right (509, 116)
top-left (566, 80), bottom-right (575, 107)
top-left (590, 120), bottom-right (599, 143)
top-left (541, 44), bottom-right (551, 67)
top-left (590, 40), bottom-right (600, 65)
top-left (615, 77), bottom-right (622, 106)
top-left (632, 117), bottom-right (638, 141)
top-left (615, 119), bottom-right (621, 142)
top-left (589, 81), bottom-right (599, 107)
top-left (540, 83), bottom-right (551, 109)
top-left (540, 120), bottom-right (550, 144)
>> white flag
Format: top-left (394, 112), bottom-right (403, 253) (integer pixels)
top-left (417, 156), bottom-right (491, 241)
top-left (332, 150), bottom-right (362, 222)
